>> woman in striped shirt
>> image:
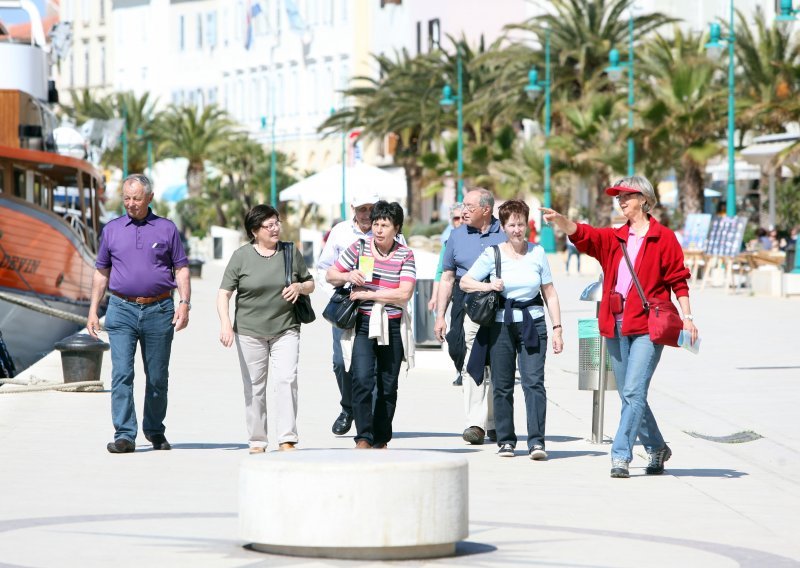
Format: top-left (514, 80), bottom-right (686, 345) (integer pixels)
top-left (326, 201), bottom-right (416, 449)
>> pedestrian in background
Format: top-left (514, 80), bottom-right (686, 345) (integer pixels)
top-left (461, 200), bottom-right (563, 460)
top-left (217, 204), bottom-right (315, 453)
top-left (326, 201), bottom-right (416, 449)
top-left (541, 175), bottom-right (698, 478)
top-left (565, 234), bottom-right (581, 275)
top-left (434, 188), bottom-right (507, 446)
top-left (88, 174), bottom-right (191, 454)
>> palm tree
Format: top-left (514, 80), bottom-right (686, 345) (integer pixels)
top-left (156, 104), bottom-right (235, 197)
top-left (638, 29), bottom-right (726, 218)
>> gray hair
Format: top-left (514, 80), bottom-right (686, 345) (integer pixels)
top-left (449, 202), bottom-right (464, 216)
top-left (466, 187), bottom-right (495, 211)
top-left (612, 175), bottom-right (656, 213)
top-left (123, 173), bottom-right (154, 196)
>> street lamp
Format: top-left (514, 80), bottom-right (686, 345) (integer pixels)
top-left (605, 10), bottom-right (635, 176)
top-left (439, 46), bottom-right (464, 202)
top-left (261, 116), bottom-right (278, 208)
top-left (777, 0), bottom-right (799, 32)
top-left (523, 26), bottom-right (556, 254)
top-left (705, 1), bottom-right (737, 217)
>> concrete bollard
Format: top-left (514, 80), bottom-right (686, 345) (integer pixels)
top-left (53, 333), bottom-right (109, 384)
top-left (239, 449), bottom-right (468, 560)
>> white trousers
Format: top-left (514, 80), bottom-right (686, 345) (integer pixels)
top-left (235, 329), bottom-right (300, 448)
top-left (462, 314), bottom-right (494, 431)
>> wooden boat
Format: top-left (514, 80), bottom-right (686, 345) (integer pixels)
top-left (0, 9), bottom-right (105, 375)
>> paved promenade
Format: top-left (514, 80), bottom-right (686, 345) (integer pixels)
top-left (1, 254), bottom-right (799, 567)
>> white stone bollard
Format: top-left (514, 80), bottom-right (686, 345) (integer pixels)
top-left (239, 449), bottom-right (468, 560)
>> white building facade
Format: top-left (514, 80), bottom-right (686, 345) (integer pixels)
top-left (59, 0), bottom-right (114, 101)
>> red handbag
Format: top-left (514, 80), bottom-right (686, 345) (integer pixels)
top-left (619, 242), bottom-right (682, 347)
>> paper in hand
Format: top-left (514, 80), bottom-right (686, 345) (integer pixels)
top-left (359, 256), bottom-right (375, 282)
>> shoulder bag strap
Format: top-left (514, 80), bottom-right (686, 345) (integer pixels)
top-left (619, 240), bottom-right (649, 311)
top-left (492, 244), bottom-right (501, 279)
top-left (282, 242), bottom-right (293, 286)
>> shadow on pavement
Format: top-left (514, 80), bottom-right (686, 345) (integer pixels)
top-left (393, 431), bottom-right (464, 439)
top-left (666, 468), bottom-right (748, 478)
top-left (454, 541), bottom-right (498, 556)
top-left (143, 442), bottom-right (248, 451)
top-left (546, 450), bottom-right (607, 460)
top-left (545, 435), bottom-right (583, 443)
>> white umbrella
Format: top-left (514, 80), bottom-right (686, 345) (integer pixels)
top-left (279, 163), bottom-right (406, 205)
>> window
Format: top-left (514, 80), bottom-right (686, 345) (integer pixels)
top-left (178, 15), bottom-right (185, 51)
top-left (235, 0), bottom-right (243, 41)
top-left (69, 54), bottom-right (75, 86)
top-left (207, 12), bottom-right (217, 48)
top-left (197, 13), bottom-right (203, 49)
top-left (415, 21), bottom-right (421, 54)
top-left (99, 0), bottom-right (105, 22)
top-left (428, 18), bottom-right (440, 51)
top-left (83, 41), bottom-right (90, 86)
top-left (81, 0), bottom-right (90, 22)
top-left (99, 41), bottom-right (106, 84)
top-left (222, 8), bottom-right (228, 46)
top-left (208, 87), bottom-right (218, 104)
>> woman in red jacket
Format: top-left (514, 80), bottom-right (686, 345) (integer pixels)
top-left (541, 176), bottom-right (698, 479)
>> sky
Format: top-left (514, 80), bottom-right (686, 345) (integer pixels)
top-left (0, 0), bottom-right (48, 24)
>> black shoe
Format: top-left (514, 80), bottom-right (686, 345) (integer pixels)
top-left (332, 412), bottom-right (353, 436)
top-left (107, 438), bottom-right (135, 454)
top-left (462, 426), bottom-right (485, 445)
top-left (486, 429), bottom-right (497, 442)
top-left (645, 445), bottom-right (672, 475)
top-left (610, 459), bottom-right (630, 478)
top-left (452, 374), bottom-right (463, 386)
top-left (145, 433), bottom-right (171, 451)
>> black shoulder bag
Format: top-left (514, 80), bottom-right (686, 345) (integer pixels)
top-left (322, 239), bottom-right (364, 330)
top-left (464, 245), bottom-right (501, 327)
top-left (282, 242), bottom-right (316, 324)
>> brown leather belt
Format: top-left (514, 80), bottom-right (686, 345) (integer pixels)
top-left (110, 290), bottom-right (172, 305)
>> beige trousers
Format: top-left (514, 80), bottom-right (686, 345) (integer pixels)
top-left (235, 328), bottom-right (300, 448)
top-left (462, 314), bottom-right (494, 432)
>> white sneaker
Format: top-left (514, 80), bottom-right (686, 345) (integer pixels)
top-left (529, 445), bottom-right (547, 460)
top-left (497, 443), bottom-right (515, 457)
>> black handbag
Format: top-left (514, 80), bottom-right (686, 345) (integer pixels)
top-left (282, 242), bottom-right (316, 324)
top-left (464, 245), bottom-right (501, 327)
top-left (322, 239), bottom-right (364, 330)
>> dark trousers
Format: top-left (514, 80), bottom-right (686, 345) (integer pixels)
top-left (331, 326), bottom-right (352, 414)
top-left (488, 318), bottom-right (547, 450)
top-left (445, 284), bottom-right (466, 374)
top-left (351, 314), bottom-right (404, 446)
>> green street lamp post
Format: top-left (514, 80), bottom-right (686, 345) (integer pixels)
top-left (261, 115), bottom-right (278, 208)
top-left (705, 1), bottom-right (737, 217)
top-left (330, 107), bottom-right (346, 219)
top-left (439, 46), bottom-right (464, 202)
top-left (605, 11), bottom-right (636, 176)
top-left (775, 1), bottom-right (800, 272)
top-left (524, 26), bottom-right (556, 253)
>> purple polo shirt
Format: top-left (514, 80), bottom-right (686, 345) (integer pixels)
top-left (96, 209), bottom-right (188, 297)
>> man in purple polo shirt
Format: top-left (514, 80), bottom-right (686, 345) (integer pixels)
top-left (87, 174), bottom-right (191, 454)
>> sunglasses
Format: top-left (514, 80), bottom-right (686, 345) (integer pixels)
top-left (452, 216), bottom-right (462, 221)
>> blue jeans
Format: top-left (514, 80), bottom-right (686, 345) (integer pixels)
top-left (606, 321), bottom-right (665, 462)
top-left (488, 318), bottom-right (547, 450)
top-left (566, 245), bottom-right (581, 273)
top-left (350, 314), bottom-right (403, 446)
top-left (331, 326), bottom-right (352, 415)
top-left (104, 295), bottom-right (175, 442)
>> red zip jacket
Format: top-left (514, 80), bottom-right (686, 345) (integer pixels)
top-left (570, 217), bottom-right (690, 338)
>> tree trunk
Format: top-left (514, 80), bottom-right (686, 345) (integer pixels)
top-left (402, 158), bottom-right (423, 222)
top-left (678, 156), bottom-right (704, 218)
top-left (592, 170), bottom-right (613, 227)
top-left (187, 162), bottom-right (205, 197)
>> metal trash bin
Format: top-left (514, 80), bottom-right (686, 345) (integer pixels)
top-left (188, 258), bottom-right (205, 278)
top-left (578, 319), bottom-right (616, 390)
top-left (53, 333), bottom-right (110, 384)
top-left (413, 279), bottom-right (438, 346)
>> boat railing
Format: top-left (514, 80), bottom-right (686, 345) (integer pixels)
top-left (60, 209), bottom-right (98, 255)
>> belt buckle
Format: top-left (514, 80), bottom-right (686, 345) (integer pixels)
top-left (134, 296), bottom-right (147, 305)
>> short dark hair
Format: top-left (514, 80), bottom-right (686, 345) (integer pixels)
top-left (245, 204), bottom-right (280, 242)
top-left (498, 199), bottom-right (529, 226)
top-left (371, 200), bottom-right (404, 233)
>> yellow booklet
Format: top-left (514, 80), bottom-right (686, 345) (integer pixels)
top-left (359, 256), bottom-right (375, 282)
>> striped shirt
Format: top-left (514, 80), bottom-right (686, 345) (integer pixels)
top-left (334, 237), bottom-right (416, 318)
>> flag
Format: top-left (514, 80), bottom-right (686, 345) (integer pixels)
top-left (245, 0), bottom-right (263, 50)
top-left (283, 0), bottom-right (308, 36)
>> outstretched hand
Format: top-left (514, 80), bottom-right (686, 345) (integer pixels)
top-left (539, 207), bottom-right (576, 236)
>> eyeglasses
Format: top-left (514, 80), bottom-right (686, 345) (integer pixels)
top-left (615, 193), bottom-right (640, 202)
top-left (260, 221), bottom-right (281, 231)
top-left (354, 205), bottom-right (374, 214)
top-left (462, 204), bottom-right (484, 212)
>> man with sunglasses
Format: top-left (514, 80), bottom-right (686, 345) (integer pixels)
top-left (316, 191), bottom-right (406, 436)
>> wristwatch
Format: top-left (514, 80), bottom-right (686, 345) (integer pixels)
top-left (682, 314), bottom-right (694, 321)
top-left (179, 299), bottom-right (192, 310)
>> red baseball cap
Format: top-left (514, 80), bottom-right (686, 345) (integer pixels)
top-left (605, 185), bottom-right (643, 197)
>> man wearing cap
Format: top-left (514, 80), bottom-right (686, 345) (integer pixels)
top-left (434, 187), bottom-right (507, 445)
top-left (316, 192), bottom-right (406, 436)
top-left (87, 174), bottom-right (191, 454)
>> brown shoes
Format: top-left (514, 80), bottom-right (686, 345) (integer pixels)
top-left (462, 426), bottom-right (486, 445)
top-left (355, 440), bottom-right (372, 449)
top-left (279, 442), bottom-right (297, 452)
top-left (248, 446), bottom-right (266, 454)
